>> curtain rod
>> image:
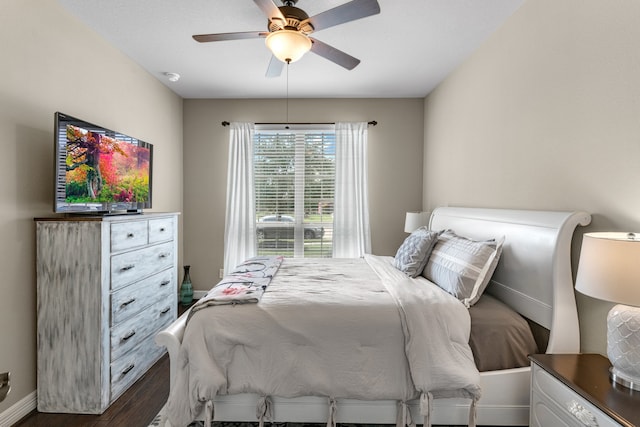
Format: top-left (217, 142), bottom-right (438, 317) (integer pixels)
top-left (221, 121), bottom-right (377, 127)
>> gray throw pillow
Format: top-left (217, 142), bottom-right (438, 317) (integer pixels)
top-left (423, 229), bottom-right (504, 307)
top-left (393, 228), bottom-right (442, 277)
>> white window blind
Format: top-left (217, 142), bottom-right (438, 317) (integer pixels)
top-left (254, 125), bottom-right (335, 258)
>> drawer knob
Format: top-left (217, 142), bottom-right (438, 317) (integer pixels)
top-left (567, 400), bottom-right (598, 427)
top-left (160, 306), bottom-right (171, 315)
top-left (121, 298), bottom-right (136, 307)
top-left (159, 253), bottom-right (170, 259)
top-left (122, 330), bottom-right (136, 341)
top-left (160, 227), bottom-right (166, 232)
top-left (122, 364), bottom-right (135, 375)
top-left (127, 233), bottom-right (135, 238)
top-left (160, 280), bottom-right (170, 287)
top-left (120, 264), bottom-right (135, 272)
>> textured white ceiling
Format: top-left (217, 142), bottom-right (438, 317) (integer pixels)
top-left (55, 0), bottom-right (524, 99)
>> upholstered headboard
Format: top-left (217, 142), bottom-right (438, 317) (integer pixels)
top-left (429, 207), bottom-right (591, 353)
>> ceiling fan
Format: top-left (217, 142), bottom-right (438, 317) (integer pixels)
top-left (192, 0), bottom-right (381, 77)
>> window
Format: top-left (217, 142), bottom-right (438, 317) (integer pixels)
top-left (254, 126), bottom-right (335, 258)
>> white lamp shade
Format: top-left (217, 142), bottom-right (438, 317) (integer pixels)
top-left (404, 211), bottom-right (429, 233)
top-left (575, 232), bottom-right (640, 307)
top-left (265, 30), bottom-right (312, 63)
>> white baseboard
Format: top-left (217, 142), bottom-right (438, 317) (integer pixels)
top-left (193, 290), bottom-right (208, 299)
top-left (0, 391), bottom-right (36, 427)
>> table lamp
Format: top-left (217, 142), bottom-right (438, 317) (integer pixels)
top-left (575, 232), bottom-right (640, 391)
top-left (404, 211), bottom-right (429, 233)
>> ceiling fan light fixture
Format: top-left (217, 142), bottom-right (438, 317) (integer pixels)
top-left (265, 30), bottom-right (312, 63)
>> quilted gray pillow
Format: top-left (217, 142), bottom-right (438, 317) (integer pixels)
top-left (423, 230), bottom-right (504, 307)
top-left (393, 228), bottom-right (441, 277)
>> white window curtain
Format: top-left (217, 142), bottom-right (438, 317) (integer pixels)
top-left (224, 122), bottom-right (257, 274)
top-left (333, 122), bottom-right (371, 258)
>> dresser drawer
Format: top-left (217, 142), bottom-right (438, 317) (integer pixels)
top-left (110, 300), bottom-right (176, 361)
top-left (111, 241), bottom-right (175, 290)
top-left (111, 268), bottom-right (175, 326)
top-left (148, 217), bottom-right (174, 243)
top-left (110, 333), bottom-right (165, 400)
top-left (531, 363), bottom-right (621, 427)
top-left (111, 221), bottom-right (148, 252)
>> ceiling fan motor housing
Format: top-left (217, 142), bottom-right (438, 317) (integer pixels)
top-left (268, 5), bottom-right (314, 33)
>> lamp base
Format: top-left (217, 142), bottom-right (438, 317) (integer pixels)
top-left (607, 304), bottom-right (640, 392)
top-left (610, 367), bottom-right (640, 392)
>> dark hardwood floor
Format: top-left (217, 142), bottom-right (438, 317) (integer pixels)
top-left (14, 353), bottom-right (169, 427)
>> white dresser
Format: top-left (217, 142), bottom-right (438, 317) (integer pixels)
top-left (530, 354), bottom-right (639, 427)
top-left (36, 213), bottom-right (179, 414)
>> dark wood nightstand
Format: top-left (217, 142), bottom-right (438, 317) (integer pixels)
top-left (178, 299), bottom-right (197, 316)
top-left (529, 354), bottom-right (640, 427)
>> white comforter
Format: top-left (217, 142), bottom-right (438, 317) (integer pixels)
top-left (165, 255), bottom-right (480, 426)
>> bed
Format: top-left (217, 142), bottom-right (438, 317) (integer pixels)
top-left (156, 207), bottom-right (591, 426)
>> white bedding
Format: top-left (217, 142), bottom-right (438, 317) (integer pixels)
top-left (165, 255), bottom-right (480, 426)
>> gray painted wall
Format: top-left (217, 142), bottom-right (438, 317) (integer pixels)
top-left (424, 0), bottom-right (640, 354)
top-left (0, 0), bottom-right (183, 413)
top-left (182, 98), bottom-right (425, 289)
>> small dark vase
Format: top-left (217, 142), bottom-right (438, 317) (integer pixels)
top-left (180, 265), bottom-right (193, 306)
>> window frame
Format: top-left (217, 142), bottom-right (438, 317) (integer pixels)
top-left (254, 124), bottom-right (335, 258)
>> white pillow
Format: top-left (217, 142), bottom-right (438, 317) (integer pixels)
top-left (422, 230), bottom-right (504, 307)
top-left (393, 228), bottom-right (442, 277)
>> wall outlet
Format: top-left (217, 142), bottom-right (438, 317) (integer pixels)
top-left (219, 268), bottom-right (224, 278)
top-left (0, 372), bottom-right (10, 403)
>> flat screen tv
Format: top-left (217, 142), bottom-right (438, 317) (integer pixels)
top-left (54, 112), bottom-right (153, 214)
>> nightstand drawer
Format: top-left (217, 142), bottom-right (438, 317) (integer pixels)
top-left (531, 391), bottom-right (580, 427)
top-left (111, 241), bottom-right (174, 290)
top-left (531, 363), bottom-right (621, 427)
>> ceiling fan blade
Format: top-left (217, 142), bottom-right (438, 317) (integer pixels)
top-left (193, 31), bottom-right (268, 43)
top-left (306, 0), bottom-right (380, 32)
top-left (309, 38), bottom-right (360, 70)
top-left (253, 0), bottom-right (287, 30)
top-left (265, 56), bottom-right (284, 78)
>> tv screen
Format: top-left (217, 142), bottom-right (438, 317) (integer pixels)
top-left (54, 112), bottom-right (153, 214)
